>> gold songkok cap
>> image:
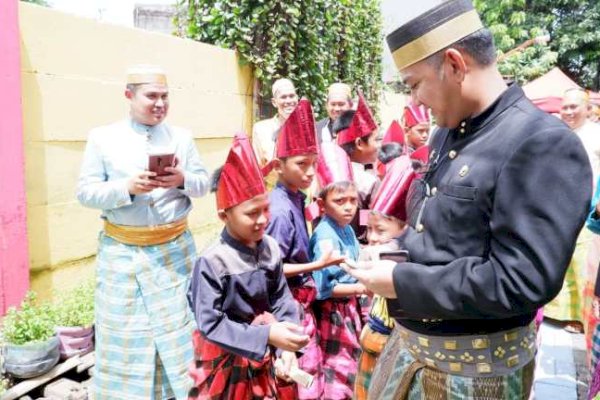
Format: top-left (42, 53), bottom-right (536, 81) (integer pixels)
top-left (327, 83), bottom-right (352, 100)
top-left (386, 0), bottom-right (484, 71)
top-left (126, 64), bottom-right (168, 85)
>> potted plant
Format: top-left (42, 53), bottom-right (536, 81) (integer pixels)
top-left (54, 281), bottom-right (95, 359)
top-left (1, 292), bottom-right (59, 379)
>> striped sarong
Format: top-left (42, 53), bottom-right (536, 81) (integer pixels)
top-left (94, 231), bottom-right (196, 399)
top-left (368, 327), bottom-right (535, 400)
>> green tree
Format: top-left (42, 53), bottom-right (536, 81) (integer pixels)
top-left (20, 0), bottom-right (49, 6)
top-left (475, 0), bottom-right (600, 89)
top-left (176, 0), bottom-right (383, 118)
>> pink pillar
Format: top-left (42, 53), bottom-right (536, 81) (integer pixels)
top-left (0, 0), bottom-right (30, 314)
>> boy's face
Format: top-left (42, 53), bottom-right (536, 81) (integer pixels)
top-left (406, 123), bottom-right (430, 149)
top-left (354, 131), bottom-right (379, 164)
top-left (366, 212), bottom-right (405, 246)
top-left (276, 154), bottom-right (318, 191)
top-left (220, 193), bottom-right (270, 247)
top-left (321, 185), bottom-right (358, 226)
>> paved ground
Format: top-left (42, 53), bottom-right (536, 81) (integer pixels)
top-left (534, 321), bottom-right (589, 399)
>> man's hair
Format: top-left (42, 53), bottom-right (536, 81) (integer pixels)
top-left (428, 28), bottom-right (496, 68)
top-left (318, 181), bottom-right (355, 200)
top-left (210, 166), bottom-right (224, 193)
top-left (378, 142), bottom-right (403, 165)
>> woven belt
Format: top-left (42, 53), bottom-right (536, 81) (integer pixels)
top-left (104, 218), bottom-right (187, 246)
top-left (397, 322), bottom-right (536, 378)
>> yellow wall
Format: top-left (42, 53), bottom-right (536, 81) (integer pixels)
top-left (19, 3), bottom-right (253, 298)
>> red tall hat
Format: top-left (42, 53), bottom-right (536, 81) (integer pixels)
top-left (404, 102), bottom-right (430, 128)
top-left (370, 155), bottom-right (416, 221)
top-left (216, 133), bottom-right (266, 210)
top-left (316, 142), bottom-right (354, 189)
top-left (276, 98), bottom-right (318, 158)
top-left (382, 120), bottom-right (405, 145)
top-left (336, 92), bottom-right (378, 145)
top-left (410, 145), bottom-right (430, 164)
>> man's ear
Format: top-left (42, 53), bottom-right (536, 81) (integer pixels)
top-left (125, 88), bottom-right (134, 100)
top-left (443, 48), bottom-right (467, 83)
top-left (271, 97), bottom-right (277, 109)
top-left (217, 209), bottom-right (228, 223)
top-left (354, 137), bottom-right (364, 151)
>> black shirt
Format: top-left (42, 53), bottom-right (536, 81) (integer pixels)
top-left (388, 84), bottom-right (593, 335)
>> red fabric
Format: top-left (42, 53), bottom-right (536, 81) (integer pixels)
top-left (370, 156), bottom-right (416, 221)
top-left (316, 297), bottom-right (362, 400)
top-left (410, 145), bottom-right (429, 164)
top-left (188, 330), bottom-right (297, 400)
top-left (316, 142), bottom-right (354, 188)
top-left (336, 92), bottom-right (377, 145)
top-left (216, 133), bottom-right (266, 210)
top-left (403, 102), bottom-right (430, 128)
top-left (381, 120), bottom-right (405, 145)
top-left (276, 99), bottom-right (318, 158)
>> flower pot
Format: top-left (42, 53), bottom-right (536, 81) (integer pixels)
top-left (3, 335), bottom-right (60, 379)
top-left (55, 325), bottom-right (94, 359)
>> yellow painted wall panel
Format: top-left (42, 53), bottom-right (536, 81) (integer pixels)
top-left (19, 3), bottom-right (253, 297)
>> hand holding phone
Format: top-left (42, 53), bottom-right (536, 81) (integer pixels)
top-left (148, 152), bottom-right (175, 177)
top-left (378, 250), bottom-right (409, 263)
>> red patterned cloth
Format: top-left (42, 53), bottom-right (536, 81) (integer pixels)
top-left (316, 296), bottom-right (363, 400)
top-left (188, 330), bottom-right (297, 400)
top-left (291, 281), bottom-right (323, 399)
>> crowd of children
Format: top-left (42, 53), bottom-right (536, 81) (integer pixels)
top-left (187, 95), bottom-right (430, 400)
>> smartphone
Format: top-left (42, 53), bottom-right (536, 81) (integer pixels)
top-left (148, 153), bottom-right (175, 177)
top-left (378, 250), bottom-right (409, 263)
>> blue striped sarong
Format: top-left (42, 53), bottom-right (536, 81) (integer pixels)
top-left (94, 230), bottom-right (196, 400)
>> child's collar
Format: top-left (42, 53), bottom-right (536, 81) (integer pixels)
top-left (221, 228), bottom-right (264, 256)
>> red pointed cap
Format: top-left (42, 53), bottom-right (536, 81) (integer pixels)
top-left (337, 92), bottom-right (378, 145)
top-left (410, 145), bottom-right (430, 164)
top-left (276, 99), bottom-right (318, 158)
top-left (316, 142), bottom-right (354, 189)
top-left (404, 102), bottom-right (430, 128)
top-left (382, 120), bottom-right (405, 145)
top-left (370, 155), bottom-right (416, 221)
top-left (216, 133), bottom-right (266, 210)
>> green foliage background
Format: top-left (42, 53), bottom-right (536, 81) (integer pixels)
top-left (176, 0), bottom-right (383, 118)
top-left (475, 0), bottom-right (600, 89)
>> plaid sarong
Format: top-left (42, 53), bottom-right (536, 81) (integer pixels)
top-left (369, 326), bottom-right (535, 400)
top-left (355, 325), bottom-right (391, 400)
top-left (94, 231), bottom-right (196, 400)
top-left (316, 296), bottom-right (362, 400)
top-left (290, 281), bottom-right (323, 400)
top-left (188, 330), bottom-right (296, 400)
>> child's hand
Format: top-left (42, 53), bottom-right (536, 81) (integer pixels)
top-left (594, 297), bottom-right (600, 319)
top-left (268, 322), bottom-right (309, 352)
top-left (275, 351), bottom-right (298, 382)
top-left (317, 248), bottom-right (347, 269)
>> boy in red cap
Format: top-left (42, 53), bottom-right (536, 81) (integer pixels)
top-left (309, 142), bottom-right (368, 400)
top-left (333, 93), bottom-right (380, 243)
top-left (187, 134), bottom-right (309, 400)
top-left (266, 99), bottom-right (345, 399)
top-left (354, 147), bottom-right (428, 400)
top-left (403, 102), bottom-right (431, 152)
